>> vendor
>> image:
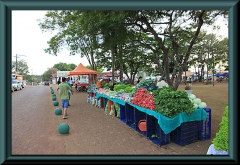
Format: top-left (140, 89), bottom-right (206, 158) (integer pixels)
top-left (97, 78), bottom-right (102, 88)
top-left (119, 77), bottom-right (124, 84)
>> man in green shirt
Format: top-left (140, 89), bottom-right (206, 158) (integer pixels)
top-left (59, 77), bottom-right (73, 119)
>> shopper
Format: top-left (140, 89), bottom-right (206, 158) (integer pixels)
top-left (156, 77), bottom-right (169, 89)
top-left (137, 76), bottom-right (143, 84)
top-left (59, 77), bottom-right (73, 119)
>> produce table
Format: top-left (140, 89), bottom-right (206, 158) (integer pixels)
top-left (95, 93), bottom-right (207, 134)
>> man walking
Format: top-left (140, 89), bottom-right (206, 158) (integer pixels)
top-left (59, 77), bottom-right (73, 119)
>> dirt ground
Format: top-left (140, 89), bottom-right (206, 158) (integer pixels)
top-left (177, 80), bottom-right (228, 151)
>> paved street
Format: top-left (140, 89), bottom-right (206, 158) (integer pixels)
top-left (11, 84), bottom-right (211, 155)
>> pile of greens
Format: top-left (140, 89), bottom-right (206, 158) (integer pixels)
top-left (212, 106), bottom-right (228, 152)
top-left (137, 79), bottom-right (158, 92)
top-left (114, 84), bottom-right (134, 93)
top-left (153, 87), bottom-right (195, 118)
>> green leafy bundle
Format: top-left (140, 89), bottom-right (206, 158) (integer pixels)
top-left (104, 83), bottom-right (111, 89)
top-left (153, 87), bottom-right (195, 118)
top-left (113, 84), bottom-right (132, 92)
top-left (137, 79), bottom-right (158, 92)
top-left (212, 106), bottom-right (228, 152)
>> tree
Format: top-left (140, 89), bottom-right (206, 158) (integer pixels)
top-left (12, 59), bottom-right (29, 77)
top-left (42, 68), bottom-right (58, 81)
top-left (86, 65), bottom-right (104, 73)
top-left (38, 10), bottom-right (227, 90)
top-left (125, 10), bottom-right (227, 90)
top-left (12, 59), bottom-right (30, 81)
top-left (52, 62), bottom-right (76, 71)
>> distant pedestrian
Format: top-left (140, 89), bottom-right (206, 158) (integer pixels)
top-left (59, 77), bottom-right (73, 119)
top-left (156, 77), bottom-right (169, 89)
top-left (137, 76), bottom-right (143, 84)
top-left (188, 78), bottom-right (192, 86)
top-left (57, 77), bottom-right (61, 85)
top-left (75, 83), bottom-right (78, 93)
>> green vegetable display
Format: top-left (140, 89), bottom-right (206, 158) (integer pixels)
top-left (113, 84), bottom-right (134, 93)
top-left (212, 106), bottom-right (228, 152)
top-left (136, 79), bottom-right (158, 92)
top-left (153, 87), bottom-right (195, 118)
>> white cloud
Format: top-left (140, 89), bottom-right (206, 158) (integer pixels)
top-left (12, 10), bottom-right (89, 75)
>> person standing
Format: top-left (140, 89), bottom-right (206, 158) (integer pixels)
top-left (56, 77), bottom-right (61, 91)
top-left (66, 78), bottom-right (73, 106)
top-left (57, 77), bottom-right (61, 85)
top-left (59, 77), bottom-right (73, 119)
top-left (137, 76), bottom-right (143, 84)
top-left (188, 77), bottom-right (192, 86)
top-left (156, 77), bottom-right (169, 89)
top-left (119, 77), bottom-right (124, 84)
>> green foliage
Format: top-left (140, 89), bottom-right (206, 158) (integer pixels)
top-left (12, 60), bottom-right (29, 76)
top-left (42, 67), bottom-right (58, 81)
top-left (137, 79), bottom-right (158, 92)
top-left (52, 62), bottom-right (73, 71)
top-left (212, 106), bottom-right (228, 152)
top-left (113, 84), bottom-right (134, 93)
top-left (104, 83), bottom-right (111, 89)
top-left (153, 88), bottom-right (195, 118)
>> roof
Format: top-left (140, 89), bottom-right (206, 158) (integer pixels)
top-left (103, 72), bottom-right (119, 77)
top-left (68, 63), bottom-right (97, 75)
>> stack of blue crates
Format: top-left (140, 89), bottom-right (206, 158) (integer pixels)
top-left (170, 121), bottom-right (199, 146)
top-left (199, 108), bottom-right (211, 140)
top-left (146, 115), bottom-right (170, 146)
top-left (135, 109), bottom-right (147, 136)
top-left (120, 104), bottom-right (126, 123)
top-left (125, 104), bottom-right (135, 129)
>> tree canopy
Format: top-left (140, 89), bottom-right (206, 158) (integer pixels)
top-left (38, 10), bottom-right (228, 90)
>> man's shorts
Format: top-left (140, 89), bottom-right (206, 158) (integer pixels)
top-left (61, 99), bottom-right (69, 108)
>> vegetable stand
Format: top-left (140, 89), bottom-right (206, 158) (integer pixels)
top-left (88, 92), bottom-right (211, 146)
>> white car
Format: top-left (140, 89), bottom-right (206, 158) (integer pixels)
top-left (12, 80), bottom-right (22, 91)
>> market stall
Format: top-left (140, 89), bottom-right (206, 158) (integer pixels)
top-left (67, 63), bottom-right (98, 90)
top-left (86, 80), bottom-right (212, 147)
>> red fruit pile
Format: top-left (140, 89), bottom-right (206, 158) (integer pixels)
top-left (132, 88), bottom-right (155, 110)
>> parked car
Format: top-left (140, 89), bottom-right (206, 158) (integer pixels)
top-left (44, 81), bottom-right (50, 86)
top-left (12, 80), bottom-right (22, 91)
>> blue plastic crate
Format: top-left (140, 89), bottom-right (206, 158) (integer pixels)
top-left (170, 121), bottom-right (199, 146)
top-left (199, 108), bottom-right (212, 140)
top-left (125, 104), bottom-right (135, 129)
top-left (135, 109), bottom-right (147, 136)
top-left (120, 105), bottom-right (126, 123)
top-left (146, 115), bottom-right (170, 146)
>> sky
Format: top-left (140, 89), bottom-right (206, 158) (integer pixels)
top-left (12, 10), bottom-right (228, 75)
top-left (12, 10), bottom-right (89, 75)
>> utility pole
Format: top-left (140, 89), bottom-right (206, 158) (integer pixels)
top-left (13, 54), bottom-right (27, 74)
